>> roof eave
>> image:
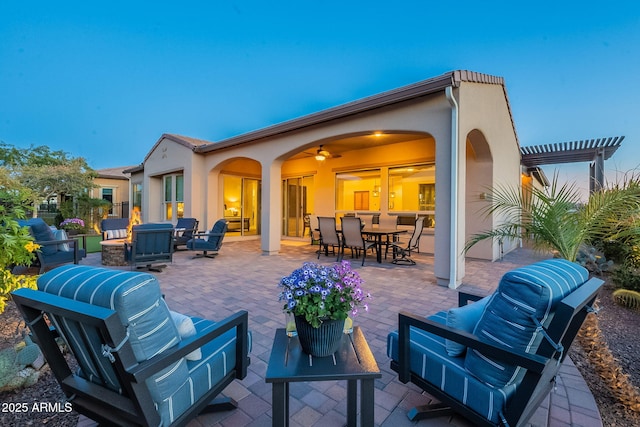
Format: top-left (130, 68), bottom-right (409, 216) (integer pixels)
top-left (195, 72), bottom-right (460, 154)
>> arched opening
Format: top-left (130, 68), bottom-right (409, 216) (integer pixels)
top-left (212, 157), bottom-right (262, 238)
top-left (465, 129), bottom-right (494, 260)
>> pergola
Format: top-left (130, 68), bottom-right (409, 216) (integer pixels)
top-left (520, 136), bottom-right (624, 192)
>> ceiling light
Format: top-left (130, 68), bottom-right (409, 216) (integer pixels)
top-left (373, 131), bottom-right (383, 137)
top-left (315, 153), bottom-right (326, 161)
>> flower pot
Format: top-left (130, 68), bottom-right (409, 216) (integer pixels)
top-left (294, 315), bottom-right (345, 357)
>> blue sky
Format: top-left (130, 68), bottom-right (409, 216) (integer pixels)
top-left (1, 1), bottom-right (638, 195)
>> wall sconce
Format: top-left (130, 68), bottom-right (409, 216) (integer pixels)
top-left (390, 192), bottom-right (396, 198)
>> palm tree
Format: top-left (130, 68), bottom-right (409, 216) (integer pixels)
top-left (465, 173), bottom-right (640, 412)
top-left (465, 174), bottom-right (640, 262)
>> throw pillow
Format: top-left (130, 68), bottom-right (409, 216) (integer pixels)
top-left (54, 229), bottom-right (71, 252)
top-left (445, 295), bottom-right (491, 356)
top-left (170, 311), bottom-right (202, 361)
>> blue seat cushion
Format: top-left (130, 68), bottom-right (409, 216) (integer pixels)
top-left (157, 317), bottom-right (252, 425)
top-left (387, 312), bottom-right (517, 424)
top-left (465, 259), bottom-right (589, 387)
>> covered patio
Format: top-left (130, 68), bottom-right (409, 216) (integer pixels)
top-left (74, 240), bottom-right (602, 427)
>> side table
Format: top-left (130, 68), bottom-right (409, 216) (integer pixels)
top-left (265, 326), bottom-right (381, 427)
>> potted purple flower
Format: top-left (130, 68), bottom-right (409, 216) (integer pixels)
top-left (278, 261), bottom-right (370, 356)
top-left (60, 218), bottom-right (85, 235)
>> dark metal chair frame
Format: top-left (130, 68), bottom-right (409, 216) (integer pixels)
top-left (388, 216), bottom-right (425, 265)
top-left (12, 287), bottom-right (250, 427)
top-left (391, 276), bottom-right (603, 426)
top-left (173, 218), bottom-right (199, 251)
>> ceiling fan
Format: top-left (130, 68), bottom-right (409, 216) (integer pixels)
top-left (310, 145), bottom-right (341, 161)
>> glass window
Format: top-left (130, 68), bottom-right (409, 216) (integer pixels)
top-left (163, 174), bottom-right (183, 221)
top-left (388, 164), bottom-right (435, 212)
top-left (132, 183), bottom-right (142, 209)
top-left (101, 188), bottom-right (114, 215)
top-left (336, 170), bottom-right (381, 212)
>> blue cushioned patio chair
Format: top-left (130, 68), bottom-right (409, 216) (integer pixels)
top-left (100, 217), bottom-right (130, 240)
top-left (12, 265), bottom-right (251, 427)
top-left (173, 217), bottom-right (199, 250)
top-left (125, 223), bottom-right (175, 272)
top-left (387, 259), bottom-right (603, 426)
top-left (17, 218), bottom-right (85, 273)
top-left (186, 219), bottom-right (228, 258)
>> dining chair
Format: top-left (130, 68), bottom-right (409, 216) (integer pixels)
top-left (317, 216), bottom-right (340, 259)
top-left (340, 216), bottom-right (377, 266)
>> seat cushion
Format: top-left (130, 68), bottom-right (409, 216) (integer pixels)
top-left (387, 312), bottom-right (517, 424)
top-left (465, 259), bottom-right (589, 387)
top-left (156, 316), bottom-right (252, 426)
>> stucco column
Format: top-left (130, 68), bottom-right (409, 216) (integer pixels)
top-left (434, 130), bottom-right (452, 287)
top-left (261, 160), bottom-right (282, 254)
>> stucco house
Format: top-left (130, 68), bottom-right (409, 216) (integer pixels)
top-left (127, 70), bottom-right (528, 288)
top-left (92, 166), bottom-right (134, 219)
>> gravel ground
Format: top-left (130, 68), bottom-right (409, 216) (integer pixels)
top-left (1, 278), bottom-right (639, 427)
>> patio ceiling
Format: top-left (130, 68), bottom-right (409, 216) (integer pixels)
top-left (289, 132), bottom-right (428, 161)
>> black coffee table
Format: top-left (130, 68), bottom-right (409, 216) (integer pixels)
top-left (265, 326), bottom-right (381, 427)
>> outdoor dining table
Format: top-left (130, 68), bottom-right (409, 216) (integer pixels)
top-left (360, 227), bottom-right (407, 263)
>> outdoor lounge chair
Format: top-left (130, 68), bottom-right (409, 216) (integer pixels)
top-left (186, 219), bottom-right (228, 258)
top-left (12, 265), bottom-right (250, 427)
top-left (317, 216), bottom-right (340, 259)
top-left (100, 217), bottom-right (130, 240)
top-left (339, 216), bottom-right (377, 265)
top-left (388, 216), bottom-right (424, 265)
top-left (125, 223), bottom-right (174, 271)
top-left (17, 218), bottom-right (84, 273)
top-left (173, 217), bottom-right (199, 250)
top-left (387, 259), bottom-right (603, 426)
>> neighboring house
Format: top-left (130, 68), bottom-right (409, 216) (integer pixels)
top-left (127, 70), bottom-right (528, 288)
top-left (92, 166), bottom-right (135, 218)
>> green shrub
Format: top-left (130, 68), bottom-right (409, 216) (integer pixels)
top-left (0, 192), bottom-right (39, 314)
top-left (611, 262), bottom-right (640, 292)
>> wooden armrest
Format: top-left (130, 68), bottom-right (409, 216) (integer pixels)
top-left (397, 310), bottom-right (547, 384)
top-left (129, 310), bottom-right (249, 382)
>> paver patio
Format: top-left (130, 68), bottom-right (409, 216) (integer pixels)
top-left (76, 239), bottom-right (602, 427)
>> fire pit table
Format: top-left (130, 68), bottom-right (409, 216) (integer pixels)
top-left (99, 239), bottom-right (128, 266)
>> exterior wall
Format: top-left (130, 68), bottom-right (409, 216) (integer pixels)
top-left (457, 82), bottom-right (521, 261)
top-left (91, 177), bottom-right (130, 218)
top-left (139, 138), bottom-right (202, 224)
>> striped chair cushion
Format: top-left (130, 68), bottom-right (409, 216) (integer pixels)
top-left (105, 229), bottom-right (128, 240)
top-left (387, 312), bottom-right (517, 424)
top-left (156, 317), bottom-right (253, 425)
top-left (465, 259), bottom-right (589, 387)
top-left (38, 265), bottom-right (188, 426)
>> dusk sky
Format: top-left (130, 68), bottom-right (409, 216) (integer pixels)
top-left (1, 1), bottom-right (638, 196)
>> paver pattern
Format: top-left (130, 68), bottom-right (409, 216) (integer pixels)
top-left (76, 239), bottom-right (602, 427)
